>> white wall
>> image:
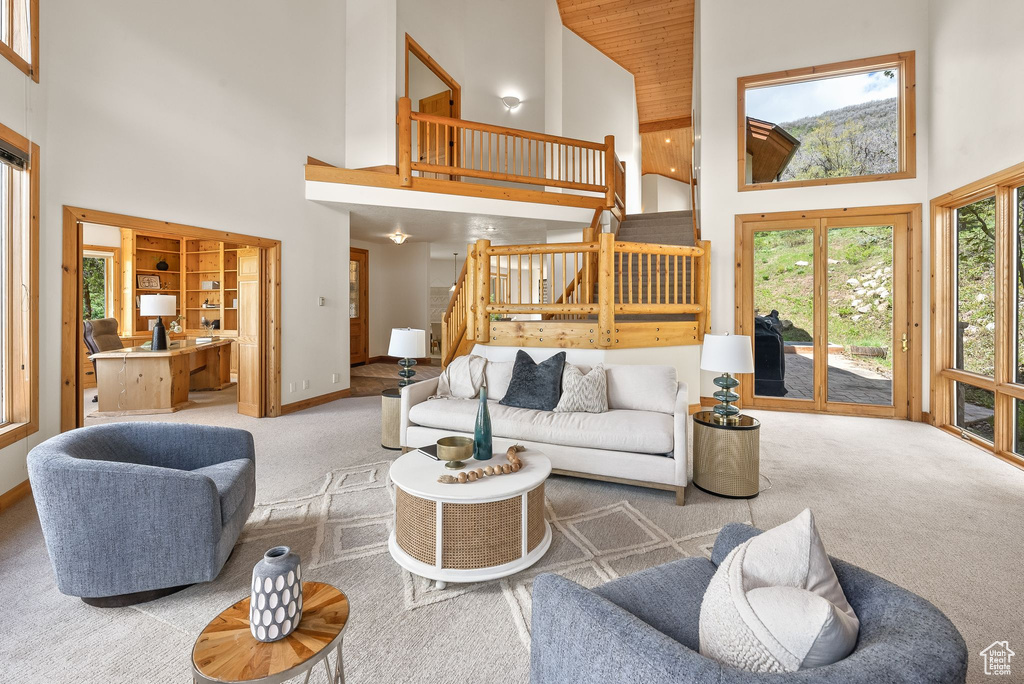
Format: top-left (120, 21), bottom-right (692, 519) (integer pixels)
top-left (82, 223), bottom-right (121, 248)
top-left (0, 0), bottom-right (351, 494)
top-left (353, 239), bottom-right (431, 357)
top-left (346, 0), bottom-right (397, 168)
top-left (642, 175), bottom-right (692, 213)
top-left (698, 0), bottom-right (931, 399)
top-left (929, 0), bottom-right (1024, 197)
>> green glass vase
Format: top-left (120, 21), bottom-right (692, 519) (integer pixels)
top-left (473, 386), bottom-right (492, 460)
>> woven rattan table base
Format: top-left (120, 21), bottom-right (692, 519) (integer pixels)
top-left (394, 484), bottom-right (546, 570)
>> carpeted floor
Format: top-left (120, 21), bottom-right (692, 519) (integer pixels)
top-left (3, 389), bottom-right (1022, 683)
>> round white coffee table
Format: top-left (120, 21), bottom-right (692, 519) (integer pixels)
top-left (388, 441), bottom-right (551, 588)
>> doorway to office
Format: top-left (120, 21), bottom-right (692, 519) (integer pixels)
top-left (734, 204), bottom-right (923, 420)
top-left (60, 207), bottom-right (282, 431)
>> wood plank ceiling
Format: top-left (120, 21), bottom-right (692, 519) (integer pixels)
top-left (557, 0), bottom-right (695, 184)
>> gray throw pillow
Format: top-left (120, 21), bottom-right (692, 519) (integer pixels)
top-left (554, 364), bottom-right (608, 413)
top-left (499, 350), bottom-right (566, 411)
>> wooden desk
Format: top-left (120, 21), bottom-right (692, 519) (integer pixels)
top-left (91, 339), bottom-right (234, 415)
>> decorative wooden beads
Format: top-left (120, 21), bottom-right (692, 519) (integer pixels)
top-left (438, 445), bottom-right (526, 484)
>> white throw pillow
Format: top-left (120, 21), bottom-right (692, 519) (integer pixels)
top-left (698, 509), bottom-right (859, 673)
top-left (604, 364), bottom-right (676, 414)
top-left (483, 360), bottom-right (514, 402)
top-left (554, 364), bottom-right (608, 413)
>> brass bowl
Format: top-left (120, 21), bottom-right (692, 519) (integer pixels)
top-left (436, 436), bottom-right (474, 469)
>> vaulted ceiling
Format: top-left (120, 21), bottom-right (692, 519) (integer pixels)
top-left (557, 0), bottom-right (695, 184)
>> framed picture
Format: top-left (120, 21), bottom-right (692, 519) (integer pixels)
top-left (137, 274), bottom-right (161, 289)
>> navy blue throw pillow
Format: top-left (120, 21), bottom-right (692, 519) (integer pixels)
top-left (499, 350), bottom-right (566, 411)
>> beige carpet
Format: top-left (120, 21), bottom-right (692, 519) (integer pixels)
top-left (4, 390), bottom-right (1023, 683)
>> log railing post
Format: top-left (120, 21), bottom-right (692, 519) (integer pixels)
top-left (598, 232), bottom-right (615, 348)
top-left (476, 239), bottom-right (491, 343)
top-left (697, 239), bottom-right (711, 339)
top-left (398, 97), bottom-right (413, 187)
top-left (465, 242), bottom-right (477, 342)
top-left (604, 135), bottom-right (615, 209)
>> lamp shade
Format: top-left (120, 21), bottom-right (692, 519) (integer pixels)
top-left (700, 334), bottom-right (754, 373)
top-left (388, 328), bottom-right (426, 358)
top-left (139, 294), bottom-right (177, 317)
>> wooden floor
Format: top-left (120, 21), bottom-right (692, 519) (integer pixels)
top-left (349, 362), bottom-right (441, 398)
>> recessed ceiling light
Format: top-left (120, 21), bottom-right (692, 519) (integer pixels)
top-left (389, 232), bottom-right (408, 245)
top-left (665, 138), bottom-right (671, 143)
top-left (487, 227), bottom-right (496, 232)
top-left (670, 167), bottom-right (676, 173)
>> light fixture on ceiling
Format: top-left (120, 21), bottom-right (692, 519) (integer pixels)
top-left (501, 96), bottom-right (521, 111)
top-left (670, 167), bottom-right (676, 173)
top-left (449, 252), bottom-right (459, 292)
top-left (389, 232), bottom-right (409, 245)
top-left (487, 226), bottom-right (496, 232)
top-left (665, 138), bottom-right (672, 143)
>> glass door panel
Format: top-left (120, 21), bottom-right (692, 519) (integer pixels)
top-left (954, 382), bottom-right (996, 443)
top-left (825, 225), bottom-right (895, 406)
top-left (954, 196), bottom-right (996, 377)
top-left (1015, 185), bottom-right (1024, 384)
top-left (751, 228), bottom-right (815, 401)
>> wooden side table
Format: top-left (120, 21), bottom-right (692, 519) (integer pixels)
top-left (692, 411), bottom-right (760, 499)
top-left (381, 388), bottom-right (402, 450)
top-left (192, 581), bottom-right (349, 684)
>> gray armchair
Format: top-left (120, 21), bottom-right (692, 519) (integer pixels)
top-left (28, 422), bottom-right (256, 606)
top-left (531, 523), bottom-right (967, 683)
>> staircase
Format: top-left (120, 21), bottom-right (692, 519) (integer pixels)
top-left (608, 211), bottom-right (698, 321)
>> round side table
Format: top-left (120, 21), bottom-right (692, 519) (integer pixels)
top-left (388, 441), bottom-right (551, 589)
top-left (191, 581), bottom-right (349, 684)
top-left (381, 388), bottom-right (402, 450)
top-left (692, 411), bottom-right (760, 499)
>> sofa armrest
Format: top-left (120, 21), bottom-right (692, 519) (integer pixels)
top-left (530, 573), bottom-right (722, 684)
top-left (673, 381), bottom-right (690, 485)
top-left (710, 523), bottom-right (762, 566)
top-left (400, 377), bottom-right (439, 447)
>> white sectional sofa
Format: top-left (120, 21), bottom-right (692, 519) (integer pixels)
top-left (400, 354), bottom-right (691, 505)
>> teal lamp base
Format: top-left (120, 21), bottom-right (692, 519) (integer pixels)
top-left (398, 357), bottom-right (418, 387)
top-left (712, 372), bottom-right (741, 424)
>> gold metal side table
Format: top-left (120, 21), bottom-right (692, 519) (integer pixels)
top-left (692, 411), bottom-right (760, 499)
top-left (381, 388), bottom-right (402, 450)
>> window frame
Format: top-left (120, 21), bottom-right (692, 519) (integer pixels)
top-left (0, 119), bottom-right (38, 450)
top-left (81, 245), bottom-right (122, 325)
top-left (931, 161), bottom-right (1024, 470)
top-left (737, 51), bottom-right (916, 192)
top-left (0, 0), bottom-right (39, 82)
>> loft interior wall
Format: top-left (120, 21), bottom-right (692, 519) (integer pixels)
top-left (928, 0), bottom-right (1024, 196)
top-left (352, 239), bottom-right (431, 358)
top-left (346, 0), bottom-right (397, 168)
top-left (698, 0), bottom-right (932, 402)
top-left (0, 0), bottom-right (350, 494)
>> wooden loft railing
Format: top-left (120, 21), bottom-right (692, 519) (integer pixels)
top-left (396, 97), bottom-right (625, 220)
top-left (441, 233), bottom-right (710, 364)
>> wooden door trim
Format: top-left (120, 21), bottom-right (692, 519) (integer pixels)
top-left (404, 34), bottom-right (462, 119)
top-left (61, 207), bottom-right (282, 429)
top-left (350, 247), bottom-right (369, 366)
top-left (734, 204), bottom-right (922, 420)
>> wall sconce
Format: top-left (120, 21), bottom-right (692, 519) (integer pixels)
top-left (501, 96), bottom-right (521, 111)
top-left (389, 232), bottom-right (409, 245)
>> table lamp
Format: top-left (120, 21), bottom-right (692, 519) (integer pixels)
top-left (388, 328), bottom-right (426, 387)
top-left (700, 333), bottom-right (754, 424)
top-left (140, 294), bottom-right (176, 350)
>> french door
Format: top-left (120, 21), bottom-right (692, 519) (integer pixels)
top-left (736, 210), bottom-right (914, 418)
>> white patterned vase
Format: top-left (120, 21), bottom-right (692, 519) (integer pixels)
top-left (249, 546), bottom-right (303, 642)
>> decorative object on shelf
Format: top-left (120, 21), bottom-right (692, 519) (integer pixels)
top-left (436, 435), bottom-right (474, 470)
top-left (388, 328), bottom-right (426, 387)
top-left (140, 294), bottom-right (176, 351)
top-left (249, 546), bottom-right (303, 643)
top-left (155, 257), bottom-right (170, 271)
top-left (700, 333), bottom-right (755, 425)
top-left (137, 274), bottom-right (161, 289)
top-left (474, 383), bottom-right (493, 461)
top-left (389, 231), bottom-right (409, 244)
top-left (201, 280), bottom-right (220, 290)
top-left (169, 316), bottom-right (183, 334)
top-left (438, 445), bottom-right (524, 483)
top-left (202, 298), bottom-right (218, 309)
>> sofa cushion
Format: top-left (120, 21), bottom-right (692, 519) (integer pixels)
top-left (699, 509), bottom-right (860, 672)
top-left (605, 365), bottom-right (676, 414)
top-left (554, 364), bottom-right (608, 413)
top-left (409, 398), bottom-right (673, 454)
top-left (193, 458), bottom-right (255, 523)
top-left (500, 350), bottom-right (566, 411)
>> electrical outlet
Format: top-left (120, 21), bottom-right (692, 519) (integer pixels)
top-left (289, 382), bottom-right (296, 393)
top-left (302, 379), bottom-right (310, 390)
top-left (332, 373), bottom-right (339, 384)
top-left (317, 296), bottom-right (325, 307)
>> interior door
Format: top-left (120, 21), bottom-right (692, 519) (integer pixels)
top-left (237, 247), bottom-right (263, 417)
top-left (738, 213), bottom-right (910, 417)
top-left (418, 90), bottom-right (453, 179)
top-left (350, 247), bottom-right (369, 365)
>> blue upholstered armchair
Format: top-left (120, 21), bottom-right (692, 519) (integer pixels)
top-left (531, 523), bottom-right (967, 683)
top-left (28, 422), bottom-right (256, 606)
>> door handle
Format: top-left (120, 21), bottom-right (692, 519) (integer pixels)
top-left (901, 333), bottom-right (908, 352)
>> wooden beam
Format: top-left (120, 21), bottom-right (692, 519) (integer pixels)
top-left (639, 116), bottom-right (692, 133)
